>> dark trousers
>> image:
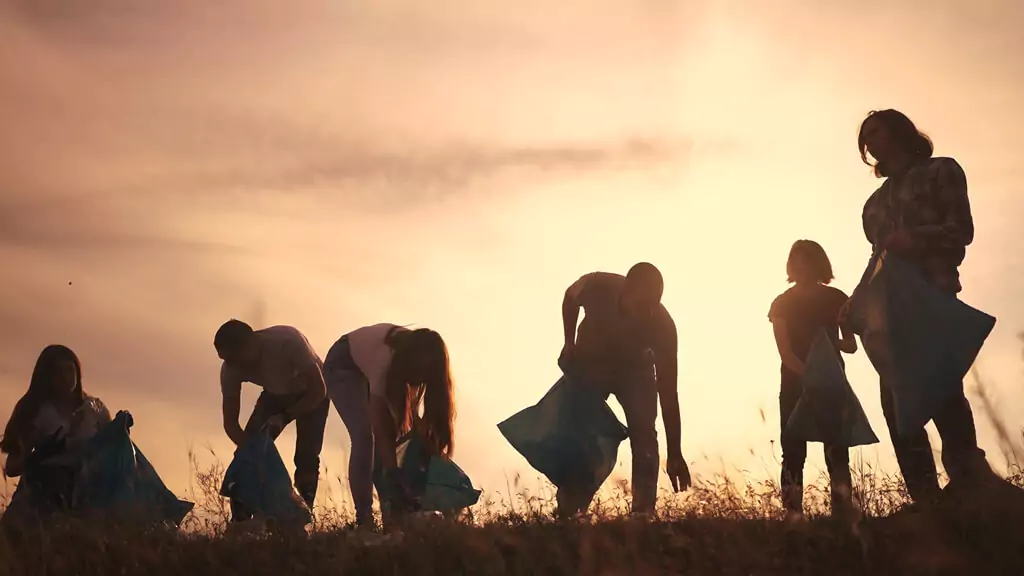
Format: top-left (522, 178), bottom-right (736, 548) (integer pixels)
top-left (556, 366), bottom-right (660, 518)
top-left (230, 391), bottom-right (330, 521)
top-left (779, 379), bottom-right (852, 514)
top-left (879, 382), bottom-right (988, 503)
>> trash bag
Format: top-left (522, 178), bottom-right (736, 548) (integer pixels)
top-left (847, 251), bottom-right (996, 435)
top-left (785, 330), bottom-right (879, 447)
top-left (497, 374), bottom-right (628, 496)
top-left (220, 431), bottom-right (311, 526)
top-left (74, 411), bottom-right (194, 526)
top-left (385, 432), bottom-right (481, 513)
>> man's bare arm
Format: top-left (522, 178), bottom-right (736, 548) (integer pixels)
top-left (220, 366), bottom-right (246, 446)
top-left (282, 340), bottom-right (328, 419)
top-left (654, 313), bottom-right (682, 458)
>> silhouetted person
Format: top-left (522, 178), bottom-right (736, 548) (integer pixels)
top-left (769, 240), bottom-right (858, 521)
top-left (2, 346), bottom-right (111, 519)
top-left (853, 109), bottom-right (992, 502)
top-left (322, 324), bottom-right (456, 529)
top-left (214, 320), bottom-right (329, 519)
top-left (558, 262), bottom-right (690, 518)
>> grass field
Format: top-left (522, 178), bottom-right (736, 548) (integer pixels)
top-left (3, 453), bottom-right (1024, 576)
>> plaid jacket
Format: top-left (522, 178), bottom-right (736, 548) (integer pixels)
top-left (861, 157), bottom-right (974, 294)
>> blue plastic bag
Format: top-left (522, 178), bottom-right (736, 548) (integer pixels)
top-left (74, 411), bottom-right (193, 525)
top-left (498, 374), bottom-right (628, 495)
top-left (220, 431), bottom-right (312, 525)
top-left (785, 330), bottom-right (879, 447)
top-left (847, 251), bottom-right (996, 435)
top-left (397, 433), bottom-right (481, 512)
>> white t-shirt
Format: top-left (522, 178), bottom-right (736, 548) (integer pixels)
top-left (220, 325), bottom-right (324, 396)
top-left (346, 323), bottom-right (401, 398)
top-left (30, 395), bottom-right (111, 456)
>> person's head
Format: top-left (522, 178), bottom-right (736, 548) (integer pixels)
top-left (214, 319), bottom-right (260, 367)
top-left (858, 109), bottom-right (934, 177)
top-left (1, 345), bottom-right (84, 455)
top-left (620, 262), bottom-right (664, 318)
top-left (386, 328), bottom-right (455, 457)
top-left (786, 240), bottom-right (834, 285)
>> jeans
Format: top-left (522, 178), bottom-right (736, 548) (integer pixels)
top-left (556, 366), bottom-right (660, 517)
top-left (874, 283), bottom-right (992, 503)
top-left (779, 378), bottom-right (851, 514)
top-left (323, 336), bottom-right (377, 526)
top-left (880, 382), bottom-right (989, 503)
top-left (230, 390), bottom-right (329, 521)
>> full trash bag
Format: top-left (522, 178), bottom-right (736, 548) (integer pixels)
top-left (497, 373), bottom-right (628, 496)
top-left (73, 410), bottom-right (194, 525)
top-left (220, 431), bottom-right (311, 526)
top-left (374, 432), bottom-right (481, 514)
top-left (785, 330), bottom-right (879, 447)
top-left (847, 251), bottom-right (996, 435)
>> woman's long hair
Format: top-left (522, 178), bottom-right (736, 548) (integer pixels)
top-left (1, 345), bottom-right (84, 455)
top-left (384, 328), bottom-right (456, 458)
top-left (858, 109), bottom-right (934, 178)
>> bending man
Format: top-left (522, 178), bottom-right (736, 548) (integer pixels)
top-left (559, 262), bottom-right (691, 517)
top-left (214, 320), bottom-right (330, 519)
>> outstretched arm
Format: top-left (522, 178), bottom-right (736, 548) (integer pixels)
top-left (220, 365), bottom-right (247, 446)
top-left (653, 315), bottom-right (681, 458)
top-left (654, 312), bottom-right (690, 491)
top-left (370, 396), bottom-right (399, 469)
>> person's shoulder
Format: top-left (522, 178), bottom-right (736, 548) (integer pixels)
top-left (567, 271), bottom-right (619, 300)
top-left (821, 285), bottom-right (850, 311)
top-left (260, 325), bottom-right (307, 341)
top-left (655, 302), bottom-right (675, 325)
top-left (768, 288), bottom-right (794, 320)
top-left (930, 156), bottom-right (962, 169)
top-left (823, 284), bottom-right (849, 300)
top-left (930, 156), bottom-right (967, 181)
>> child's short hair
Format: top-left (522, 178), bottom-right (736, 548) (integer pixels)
top-left (786, 240), bottom-right (834, 284)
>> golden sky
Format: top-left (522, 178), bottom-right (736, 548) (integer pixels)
top-left (2, 1), bottom-right (1024, 512)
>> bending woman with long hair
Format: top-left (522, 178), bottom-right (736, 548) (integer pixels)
top-left (1, 345), bottom-right (111, 514)
top-left (322, 324), bottom-right (455, 528)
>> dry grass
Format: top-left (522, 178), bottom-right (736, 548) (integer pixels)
top-left (4, 355), bottom-right (1024, 575)
top-left (2, 454), bottom-right (1024, 576)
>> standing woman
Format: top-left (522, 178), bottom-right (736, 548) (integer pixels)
top-left (322, 324), bottom-right (455, 528)
top-left (1, 345), bottom-right (112, 514)
top-left (855, 109), bottom-right (991, 502)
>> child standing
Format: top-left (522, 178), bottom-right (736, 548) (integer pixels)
top-left (768, 240), bottom-right (858, 521)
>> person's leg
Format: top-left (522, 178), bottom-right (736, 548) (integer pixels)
top-left (824, 443), bottom-right (853, 516)
top-left (324, 365), bottom-right (376, 526)
top-left (932, 388), bottom-right (992, 489)
top-left (779, 381), bottom-right (806, 515)
top-left (614, 369), bottom-right (660, 516)
top-left (879, 383), bottom-right (940, 503)
top-left (293, 396), bottom-right (330, 509)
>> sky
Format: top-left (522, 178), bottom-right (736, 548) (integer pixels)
top-left (2, 0), bottom-right (1024, 514)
